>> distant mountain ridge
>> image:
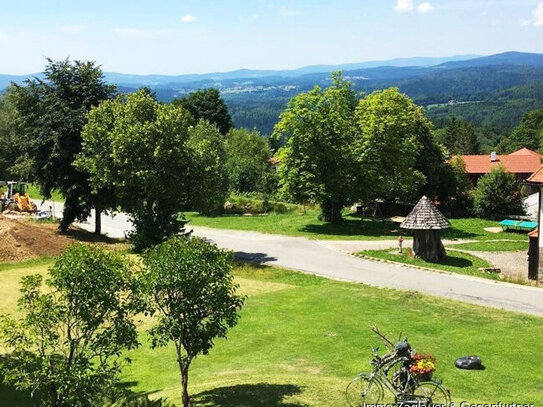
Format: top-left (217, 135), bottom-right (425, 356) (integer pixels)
top-left (102, 54), bottom-right (482, 86)
top-left (437, 51), bottom-right (543, 68)
top-left (1, 54), bottom-right (483, 90)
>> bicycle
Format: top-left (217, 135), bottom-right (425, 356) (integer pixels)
top-left (346, 327), bottom-right (451, 406)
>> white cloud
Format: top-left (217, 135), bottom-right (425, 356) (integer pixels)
top-left (417, 2), bottom-right (433, 14)
top-left (534, 2), bottom-right (543, 26)
top-left (181, 14), bottom-right (198, 23)
top-left (519, 2), bottom-right (543, 27)
top-left (59, 24), bottom-right (86, 35)
top-left (395, 0), bottom-right (413, 13)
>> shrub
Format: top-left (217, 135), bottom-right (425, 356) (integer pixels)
top-left (0, 244), bottom-right (140, 407)
top-left (109, 395), bottom-right (177, 407)
top-left (222, 194), bottom-right (296, 215)
top-left (473, 166), bottom-right (525, 219)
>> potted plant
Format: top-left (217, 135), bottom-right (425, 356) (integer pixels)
top-left (410, 353), bottom-right (436, 381)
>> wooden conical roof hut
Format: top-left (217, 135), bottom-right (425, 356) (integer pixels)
top-left (400, 196), bottom-right (450, 230)
top-left (400, 196), bottom-right (450, 262)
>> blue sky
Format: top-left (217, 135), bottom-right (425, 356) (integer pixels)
top-left (0, 0), bottom-right (542, 75)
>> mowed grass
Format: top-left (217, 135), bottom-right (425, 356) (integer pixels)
top-left (2, 259), bottom-right (542, 405)
top-left (25, 184), bottom-right (64, 202)
top-left (186, 210), bottom-right (405, 240)
top-left (442, 218), bottom-right (528, 242)
top-left (450, 240), bottom-right (529, 252)
top-left (187, 210), bottom-right (529, 244)
top-left (359, 249), bottom-right (497, 280)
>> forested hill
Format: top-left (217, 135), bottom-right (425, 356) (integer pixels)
top-left (3, 51), bottom-right (543, 136)
top-left (221, 63), bottom-right (543, 136)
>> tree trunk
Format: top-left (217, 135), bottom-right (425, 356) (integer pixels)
top-left (412, 230), bottom-right (446, 262)
top-left (94, 204), bottom-right (102, 235)
top-left (330, 201), bottom-right (343, 224)
top-left (181, 367), bottom-right (190, 407)
top-left (320, 199), bottom-right (343, 223)
top-left (49, 382), bottom-right (60, 407)
top-left (176, 343), bottom-right (191, 407)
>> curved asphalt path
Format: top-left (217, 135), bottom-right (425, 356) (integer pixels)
top-left (40, 201), bottom-right (543, 317)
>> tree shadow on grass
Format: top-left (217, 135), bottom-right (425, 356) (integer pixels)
top-left (440, 255), bottom-right (473, 268)
top-left (423, 254), bottom-right (473, 268)
top-left (441, 227), bottom-right (479, 240)
top-left (0, 376), bottom-right (161, 407)
top-left (193, 383), bottom-right (307, 407)
top-left (301, 218), bottom-right (402, 238)
top-left (235, 252), bottom-right (278, 264)
top-left (64, 227), bottom-right (126, 245)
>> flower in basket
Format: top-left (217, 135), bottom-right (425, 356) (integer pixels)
top-left (410, 353), bottom-right (436, 379)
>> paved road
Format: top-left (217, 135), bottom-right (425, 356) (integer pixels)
top-left (40, 202), bottom-right (543, 317)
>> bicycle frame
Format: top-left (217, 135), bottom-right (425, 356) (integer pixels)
top-left (369, 355), bottom-right (420, 399)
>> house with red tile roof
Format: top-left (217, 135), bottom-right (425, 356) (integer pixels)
top-left (456, 148), bottom-right (542, 183)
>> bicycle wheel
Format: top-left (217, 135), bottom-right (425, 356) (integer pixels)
top-left (411, 381), bottom-right (451, 406)
top-left (346, 374), bottom-right (383, 406)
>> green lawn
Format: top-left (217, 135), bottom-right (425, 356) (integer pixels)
top-left (187, 210), bottom-right (529, 243)
top-left (25, 184), bottom-right (64, 202)
top-left (442, 218), bottom-right (528, 242)
top-left (359, 249), bottom-right (497, 280)
top-left (449, 240), bottom-right (529, 252)
top-left (2, 259), bottom-right (543, 405)
top-left (186, 210), bottom-right (407, 240)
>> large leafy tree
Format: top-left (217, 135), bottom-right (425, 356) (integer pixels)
top-left (353, 88), bottom-right (427, 203)
top-left (0, 244), bottom-right (139, 407)
top-left (186, 121), bottom-right (229, 214)
top-left (141, 237), bottom-right (244, 407)
top-left (498, 108), bottom-right (543, 153)
top-left (225, 128), bottom-right (273, 193)
top-left (10, 58), bottom-right (116, 232)
top-left (76, 90), bottom-right (228, 251)
top-left (273, 73), bottom-right (358, 223)
top-left (173, 88), bottom-right (233, 135)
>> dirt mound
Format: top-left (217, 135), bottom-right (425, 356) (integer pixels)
top-left (0, 216), bottom-right (124, 262)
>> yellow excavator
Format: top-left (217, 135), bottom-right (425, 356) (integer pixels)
top-left (0, 181), bottom-right (37, 213)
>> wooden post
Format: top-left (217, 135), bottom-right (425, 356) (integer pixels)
top-left (528, 234), bottom-right (539, 280)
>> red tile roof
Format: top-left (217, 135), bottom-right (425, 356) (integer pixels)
top-left (526, 165), bottom-right (543, 184)
top-left (509, 147), bottom-right (542, 158)
top-left (457, 148), bottom-right (542, 175)
top-left (269, 157), bottom-right (280, 165)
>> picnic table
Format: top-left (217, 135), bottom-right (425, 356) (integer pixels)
top-left (499, 219), bottom-right (538, 231)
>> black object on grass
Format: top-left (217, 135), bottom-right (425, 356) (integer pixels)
top-left (455, 355), bottom-right (484, 370)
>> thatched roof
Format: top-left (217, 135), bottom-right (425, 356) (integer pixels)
top-left (400, 196), bottom-right (450, 230)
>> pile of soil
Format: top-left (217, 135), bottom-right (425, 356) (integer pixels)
top-left (0, 216), bottom-right (124, 262)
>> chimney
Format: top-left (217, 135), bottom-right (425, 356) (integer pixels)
top-left (490, 151), bottom-right (497, 162)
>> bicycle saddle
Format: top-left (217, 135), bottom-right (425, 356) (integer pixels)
top-left (394, 341), bottom-right (412, 358)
